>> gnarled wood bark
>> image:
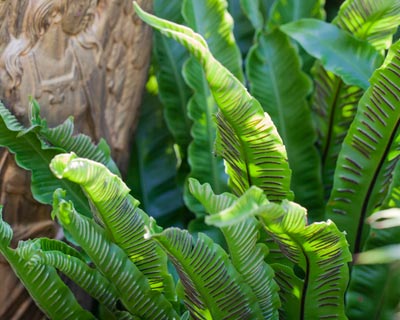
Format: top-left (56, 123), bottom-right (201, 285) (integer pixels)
top-left (0, 0), bottom-right (152, 318)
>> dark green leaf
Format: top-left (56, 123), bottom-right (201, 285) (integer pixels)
top-left (268, 0), bottom-right (325, 27)
top-left (310, 0), bottom-right (400, 199)
top-left (326, 40), bottom-right (400, 253)
top-left (127, 91), bottom-right (187, 227)
top-left (0, 102), bottom-right (91, 215)
top-left (0, 211), bottom-right (94, 319)
top-left (348, 225), bottom-right (400, 319)
top-left (183, 0), bottom-right (244, 82)
top-left (154, 0), bottom-right (192, 148)
top-left (311, 64), bottom-right (363, 199)
top-left (239, 0), bottom-right (265, 31)
top-left (281, 19), bottom-right (384, 89)
top-left (182, 0), bottom-right (240, 215)
top-left (227, 0), bottom-right (256, 57)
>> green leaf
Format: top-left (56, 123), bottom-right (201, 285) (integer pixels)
top-left (182, 0), bottom-right (241, 215)
top-left (227, 0), bottom-right (256, 57)
top-left (134, 3), bottom-right (293, 201)
top-left (153, 0), bottom-right (192, 148)
top-left (17, 238), bottom-right (119, 312)
top-left (258, 201), bottom-right (352, 319)
top-left (347, 225), bottom-right (400, 319)
top-left (198, 188), bottom-right (351, 318)
top-left (0, 102), bottom-right (91, 215)
top-left (204, 186), bottom-right (268, 227)
top-left (41, 117), bottom-right (120, 176)
top-left (311, 64), bottom-right (364, 199)
top-left (334, 0), bottom-right (400, 51)
top-left (239, 0), bottom-right (264, 31)
top-left (346, 262), bottom-right (400, 320)
top-left (270, 263), bottom-right (302, 319)
top-left (127, 91), bottom-right (187, 227)
top-left (326, 40), bottom-right (400, 254)
top-left (182, 0), bottom-right (243, 215)
top-left (191, 181), bottom-right (280, 319)
top-left (188, 178), bottom-right (237, 214)
top-left (147, 227), bottom-right (264, 319)
top-left (183, 57), bottom-right (227, 216)
top-left (280, 18), bottom-right (384, 89)
top-left (268, 0), bottom-right (325, 27)
top-left (0, 211), bottom-right (94, 319)
top-left (310, 0), bottom-right (400, 199)
top-left (246, 29), bottom-right (324, 220)
top-left (50, 154), bottom-right (175, 299)
top-left (52, 193), bottom-right (178, 319)
top-left (182, 0), bottom-right (244, 82)
top-left (347, 164), bottom-right (400, 319)
top-left (266, 0), bottom-right (325, 73)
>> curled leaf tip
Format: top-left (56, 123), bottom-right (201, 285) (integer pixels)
top-left (51, 189), bottom-right (67, 220)
top-left (52, 194), bottom-right (75, 226)
top-left (143, 226), bottom-right (152, 240)
top-left (144, 218), bottom-right (163, 240)
top-left (50, 152), bottom-right (77, 179)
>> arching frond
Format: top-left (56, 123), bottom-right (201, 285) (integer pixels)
top-left (147, 226), bottom-right (264, 319)
top-left (135, 2), bottom-right (293, 202)
top-left (326, 40), bottom-right (400, 253)
top-left (50, 153), bottom-right (174, 298)
top-left (52, 191), bottom-right (179, 320)
top-left (0, 210), bottom-right (94, 319)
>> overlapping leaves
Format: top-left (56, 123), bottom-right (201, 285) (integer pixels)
top-left (326, 40), bottom-right (400, 253)
top-left (50, 153), bottom-right (174, 297)
top-left (134, 3), bottom-right (293, 201)
top-left (0, 210), bottom-right (94, 319)
top-left (204, 186), bottom-right (351, 319)
top-left (51, 191), bottom-right (178, 319)
top-left (190, 179), bottom-right (280, 319)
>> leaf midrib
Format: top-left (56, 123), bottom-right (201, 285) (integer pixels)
top-left (354, 119), bottom-right (400, 253)
top-left (300, 248), bottom-right (310, 320)
top-left (321, 77), bottom-right (343, 167)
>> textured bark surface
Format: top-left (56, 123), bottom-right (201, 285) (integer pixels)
top-left (0, 0), bottom-right (152, 318)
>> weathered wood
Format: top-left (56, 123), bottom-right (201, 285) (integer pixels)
top-left (0, 0), bottom-right (152, 317)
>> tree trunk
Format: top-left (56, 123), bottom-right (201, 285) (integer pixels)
top-left (0, 0), bottom-right (153, 318)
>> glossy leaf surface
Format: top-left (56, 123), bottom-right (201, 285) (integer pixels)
top-left (135, 3), bottom-right (293, 201)
top-left (281, 19), bottom-right (384, 89)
